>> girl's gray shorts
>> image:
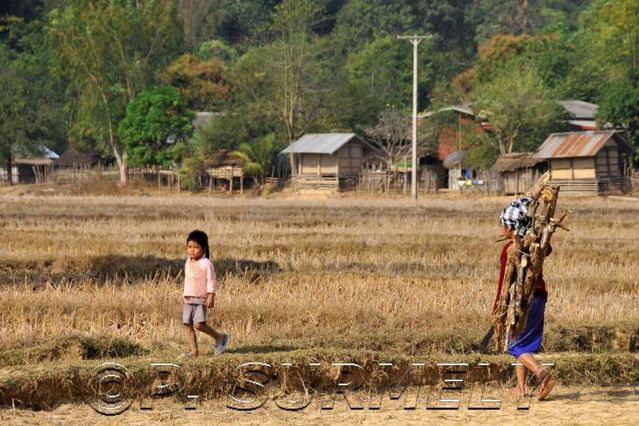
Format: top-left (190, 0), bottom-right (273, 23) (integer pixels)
top-left (183, 303), bottom-right (207, 325)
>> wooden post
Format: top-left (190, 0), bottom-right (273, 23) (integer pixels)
top-left (291, 153), bottom-right (297, 177)
top-left (177, 172), bottom-right (181, 193)
top-left (240, 169), bottom-right (244, 195)
top-left (230, 165), bottom-right (234, 194)
top-left (208, 174), bottom-right (212, 195)
top-left (158, 171), bottom-right (161, 189)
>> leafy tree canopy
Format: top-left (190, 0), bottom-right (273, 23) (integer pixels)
top-left (118, 86), bottom-right (193, 168)
top-left (160, 53), bottom-right (231, 111)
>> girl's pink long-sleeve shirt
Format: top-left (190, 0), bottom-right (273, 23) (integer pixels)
top-left (183, 257), bottom-right (217, 302)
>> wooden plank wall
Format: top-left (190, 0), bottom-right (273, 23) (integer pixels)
top-left (503, 169), bottom-right (541, 195)
top-left (338, 141), bottom-right (363, 177)
top-left (548, 140), bottom-right (629, 195)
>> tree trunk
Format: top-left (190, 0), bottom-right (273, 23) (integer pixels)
top-left (6, 152), bottom-right (13, 186)
top-left (107, 121), bottom-right (127, 186)
top-left (113, 142), bottom-right (128, 186)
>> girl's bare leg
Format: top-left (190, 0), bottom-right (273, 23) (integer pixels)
top-left (194, 322), bottom-right (225, 345)
top-left (184, 324), bottom-right (199, 356)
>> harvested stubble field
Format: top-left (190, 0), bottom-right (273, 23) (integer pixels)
top-left (1, 193), bottom-right (638, 423)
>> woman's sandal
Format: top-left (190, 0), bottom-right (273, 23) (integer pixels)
top-left (537, 370), bottom-right (557, 401)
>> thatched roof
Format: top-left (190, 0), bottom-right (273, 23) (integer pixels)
top-left (14, 146), bottom-right (59, 166)
top-left (55, 147), bottom-right (101, 167)
top-left (14, 157), bottom-right (53, 166)
top-left (207, 149), bottom-right (243, 168)
top-left (492, 152), bottom-right (545, 173)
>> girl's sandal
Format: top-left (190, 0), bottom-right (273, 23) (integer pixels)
top-left (537, 370), bottom-right (556, 401)
top-left (178, 352), bottom-right (195, 360)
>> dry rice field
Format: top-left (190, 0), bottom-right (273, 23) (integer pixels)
top-left (1, 192), bottom-right (638, 423)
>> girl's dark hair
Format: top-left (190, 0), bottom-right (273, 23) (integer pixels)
top-left (187, 230), bottom-right (210, 259)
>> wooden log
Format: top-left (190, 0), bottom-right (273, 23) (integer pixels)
top-left (492, 171), bottom-right (569, 351)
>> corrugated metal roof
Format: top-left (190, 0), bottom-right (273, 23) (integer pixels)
top-left (281, 133), bottom-right (358, 154)
top-left (534, 130), bottom-right (616, 159)
top-left (559, 100), bottom-right (598, 119)
top-left (42, 146), bottom-right (59, 160)
top-left (568, 119), bottom-right (598, 130)
top-left (443, 151), bottom-right (467, 169)
top-left (192, 111), bottom-right (223, 131)
top-left (422, 105), bottom-right (475, 118)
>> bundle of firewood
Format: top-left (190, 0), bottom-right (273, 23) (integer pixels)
top-left (492, 171), bottom-right (569, 352)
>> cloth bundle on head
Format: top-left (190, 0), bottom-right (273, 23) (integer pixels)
top-left (499, 197), bottom-right (532, 238)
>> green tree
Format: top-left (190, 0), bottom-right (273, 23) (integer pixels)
top-left (270, 0), bottom-right (326, 145)
top-left (579, 0), bottom-right (639, 78)
top-left (566, 0), bottom-right (639, 152)
top-left (47, 0), bottom-right (183, 184)
top-left (557, 0), bottom-right (639, 105)
top-left (178, 106), bottom-right (276, 182)
top-left (0, 47), bottom-right (40, 183)
top-left (118, 86), bottom-right (193, 168)
top-left (179, 0), bottom-right (214, 51)
top-left (466, 66), bottom-right (566, 166)
top-left (453, 33), bottom-right (591, 100)
top-left (231, 133), bottom-right (279, 184)
top-left (346, 35), bottom-right (435, 118)
top-left (469, 0), bottom-right (545, 44)
top-left (598, 74), bottom-right (639, 157)
top-left (219, 0), bottom-right (337, 172)
top-left (536, 0), bottom-right (591, 37)
top-left (196, 39), bottom-right (238, 63)
top-left (332, 0), bottom-right (415, 52)
top-left (0, 14), bottom-right (66, 184)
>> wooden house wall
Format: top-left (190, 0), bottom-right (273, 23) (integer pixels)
top-left (337, 140), bottom-right (363, 177)
top-left (300, 153), bottom-right (320, 175)
top-left (546, 139), bottom-right (631, 195)
top-left (502, 169), bottom-right (542, 195)
top-left (422, 162), bottom-right (447, 189)
top-left (297, 140), bottom-right (364, 177)
top-left (595, 139), bottom-right (623, 179)
top-left (550, 158), bottom-right (596, 179)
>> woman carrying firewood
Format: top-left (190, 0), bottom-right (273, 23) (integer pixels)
top-left (493, 197), bottom-right (556, 401)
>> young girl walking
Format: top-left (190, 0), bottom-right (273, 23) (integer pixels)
top-left (180, 230), bottom-right (228, 358)
top-left (494, 197), bottom-right (556, 400)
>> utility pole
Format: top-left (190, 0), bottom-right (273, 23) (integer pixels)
top-left (397, 34), bottom-right (430, 200)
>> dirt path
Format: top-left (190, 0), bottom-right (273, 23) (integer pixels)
top-left (2, 386), bottom-right (637, 425)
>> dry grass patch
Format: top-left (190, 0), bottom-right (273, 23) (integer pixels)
top-left (0, 195), bottom-right (638, 364)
